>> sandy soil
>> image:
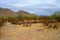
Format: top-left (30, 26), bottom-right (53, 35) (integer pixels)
top-left (0, 22), bottom-right (60, 40)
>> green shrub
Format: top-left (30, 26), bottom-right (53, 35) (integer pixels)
top-left (8, 16), bottom-right (18, 24)
top-left (0, 16), bottom-right (7, 27)
top-left (50, 11), bottom-right (60, 22)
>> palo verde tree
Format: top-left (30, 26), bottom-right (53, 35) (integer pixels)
top-left (50, 11), bottom-right (60, 22)
top-left (0, 15), bottom-right (8, 27)
top-left (30, 14), bottom-right (40, 20)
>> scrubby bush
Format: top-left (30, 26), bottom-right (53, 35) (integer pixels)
top-left (8, 14), bottom-right (24, 24)
top-left (16, 14), bottom-right (24, 21)
top-left (0, 15), bottom-right (8, 27)
top-left (8, 16), bottom-right (18, 24)
top-left (50, 11), bottom-right (60, 22)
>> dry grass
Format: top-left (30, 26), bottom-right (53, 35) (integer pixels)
top-left (0, 22), bottom-right (60, 40)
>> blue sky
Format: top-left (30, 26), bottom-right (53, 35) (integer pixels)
top-left (0, 0), bottom-right (60, 15)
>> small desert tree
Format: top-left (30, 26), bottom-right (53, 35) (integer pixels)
top-left (50, 11), bottom-right (60, 22)
top-left (0, 15), bottom-right (8, 27)
top-left (8, 16), bottom-right (18, 24)
top-left (16, 14), bottom-right (24, 21)
top-left (30, 14), bottom-right (39, 20)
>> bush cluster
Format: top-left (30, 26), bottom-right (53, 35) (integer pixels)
top-left (0, 16), bottom-right (8, 27)
top-left (50, 11), bottom-right (60, 22)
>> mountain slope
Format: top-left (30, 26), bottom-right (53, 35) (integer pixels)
top-left (0, 8), bottom-right (16, 16)
top-left (0, 8), bottom-right (34, 16)
top-left (16, 10), bottom-right (32, 16)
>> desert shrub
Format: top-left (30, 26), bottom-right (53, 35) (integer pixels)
top-left (30, 14), bottom-right (38, 20)
top-left (8, 15), bottom-right (24, 24)
top-left (46, 23), bottom-right (58, 29)
top-left (50, 11), bottom-right (60, 22)
top-left (0, 16), bottom-right (8, 27)
top-left (16, 14), bottom-right (24, 21)
top-left (8, 16), bottom-right (18, 24)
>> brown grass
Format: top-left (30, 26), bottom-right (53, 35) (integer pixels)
top-left (0, 22), bottom-right (60, 40)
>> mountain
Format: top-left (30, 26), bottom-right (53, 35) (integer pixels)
top-left (0, 8), bottom-right (33, 16)
top-left (0, 8), bottom-right (16, 16)
top-left (16, 10), bottom-right (32, 16)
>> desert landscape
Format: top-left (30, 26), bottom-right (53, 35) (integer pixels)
top-left (0, 7), bottom-right (60, 40)
top-left (0, 22), bottom-right (60, 40)
top-left (0, 0), bottom-right (60, 40)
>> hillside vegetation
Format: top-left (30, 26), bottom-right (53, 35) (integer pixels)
top-left (0, 8), bottom-right (60, 29)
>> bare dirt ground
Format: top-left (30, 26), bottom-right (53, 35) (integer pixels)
top-left (0, 22), bottom-right (60, 40)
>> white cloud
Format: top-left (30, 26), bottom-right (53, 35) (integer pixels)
top-left (9, 0), bottom-right (58, 8)
top-left (0, 0), bottom-right (60, 8)
top-left (11, 4), bottom-right (27, 7)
